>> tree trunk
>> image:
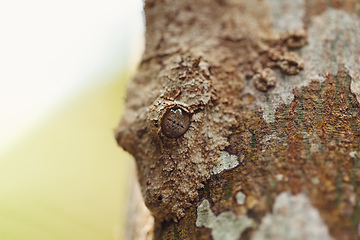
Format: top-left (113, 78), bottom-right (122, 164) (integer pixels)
top-left (115, 0), bottom-right (360, 239)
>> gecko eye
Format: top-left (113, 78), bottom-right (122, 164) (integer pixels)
top-left (161, 107), bottom-right (190, 138)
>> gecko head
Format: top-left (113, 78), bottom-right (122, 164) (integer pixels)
top-left (115, 55), bottom-right (237, 221)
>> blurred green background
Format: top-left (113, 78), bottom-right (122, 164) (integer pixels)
top-left (0, 72), bottom-right (135, 239)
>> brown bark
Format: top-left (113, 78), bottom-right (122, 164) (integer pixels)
top-left (116, 0), bottom-right (360, 239)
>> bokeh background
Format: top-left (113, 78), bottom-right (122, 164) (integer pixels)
top-left (0, 0), bottom-right (144, 239)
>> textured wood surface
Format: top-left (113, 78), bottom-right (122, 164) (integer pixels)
top-left (116, 0), bottom-right (360, 239)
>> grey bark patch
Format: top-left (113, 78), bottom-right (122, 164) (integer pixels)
top-left (212, 212), bottom-right (253, 240)
top-left (236, 191), bottom-right (246, 205)
top-left (244, 0), bottom-right (305, 123)
top-left (196, 199), bottom-right (216, 228)
top-left (267, 0), bottom-right (305, 31)
top-left (305, 10), bottom-right (360, 79)
top-left (252, 192), bottom-right (334, 240)
top-left (211, 152), bottom-right (239, 175)
top-left (196, 199), bottom-right (253, 240)
top-left (306, 9), bottom-right (360, 106)
top-left (246, 8), bottom-right (360, 122)
top-left (351, 76), bottom-right (360, 105)
top-left (275, 174), bottom-right (283, 181)
top-left (350, 151), bottom-right (359, 158)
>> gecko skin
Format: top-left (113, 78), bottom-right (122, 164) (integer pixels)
top-left (116, 55), bottom-right (236, 221)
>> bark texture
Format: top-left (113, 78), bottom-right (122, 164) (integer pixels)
top-left (116, 0), bottom-right (360, 239)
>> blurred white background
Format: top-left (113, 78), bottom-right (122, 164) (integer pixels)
top-left (0, 0), bottom-right (144, 239)
top-left (0, 0), bottom-right (144, 155)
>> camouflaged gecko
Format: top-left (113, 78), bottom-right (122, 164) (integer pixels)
top-left (115, 0), bottom-right (306, 222)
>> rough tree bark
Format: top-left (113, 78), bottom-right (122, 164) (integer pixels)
top-left (115, 0), bottom-right (360, 239)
